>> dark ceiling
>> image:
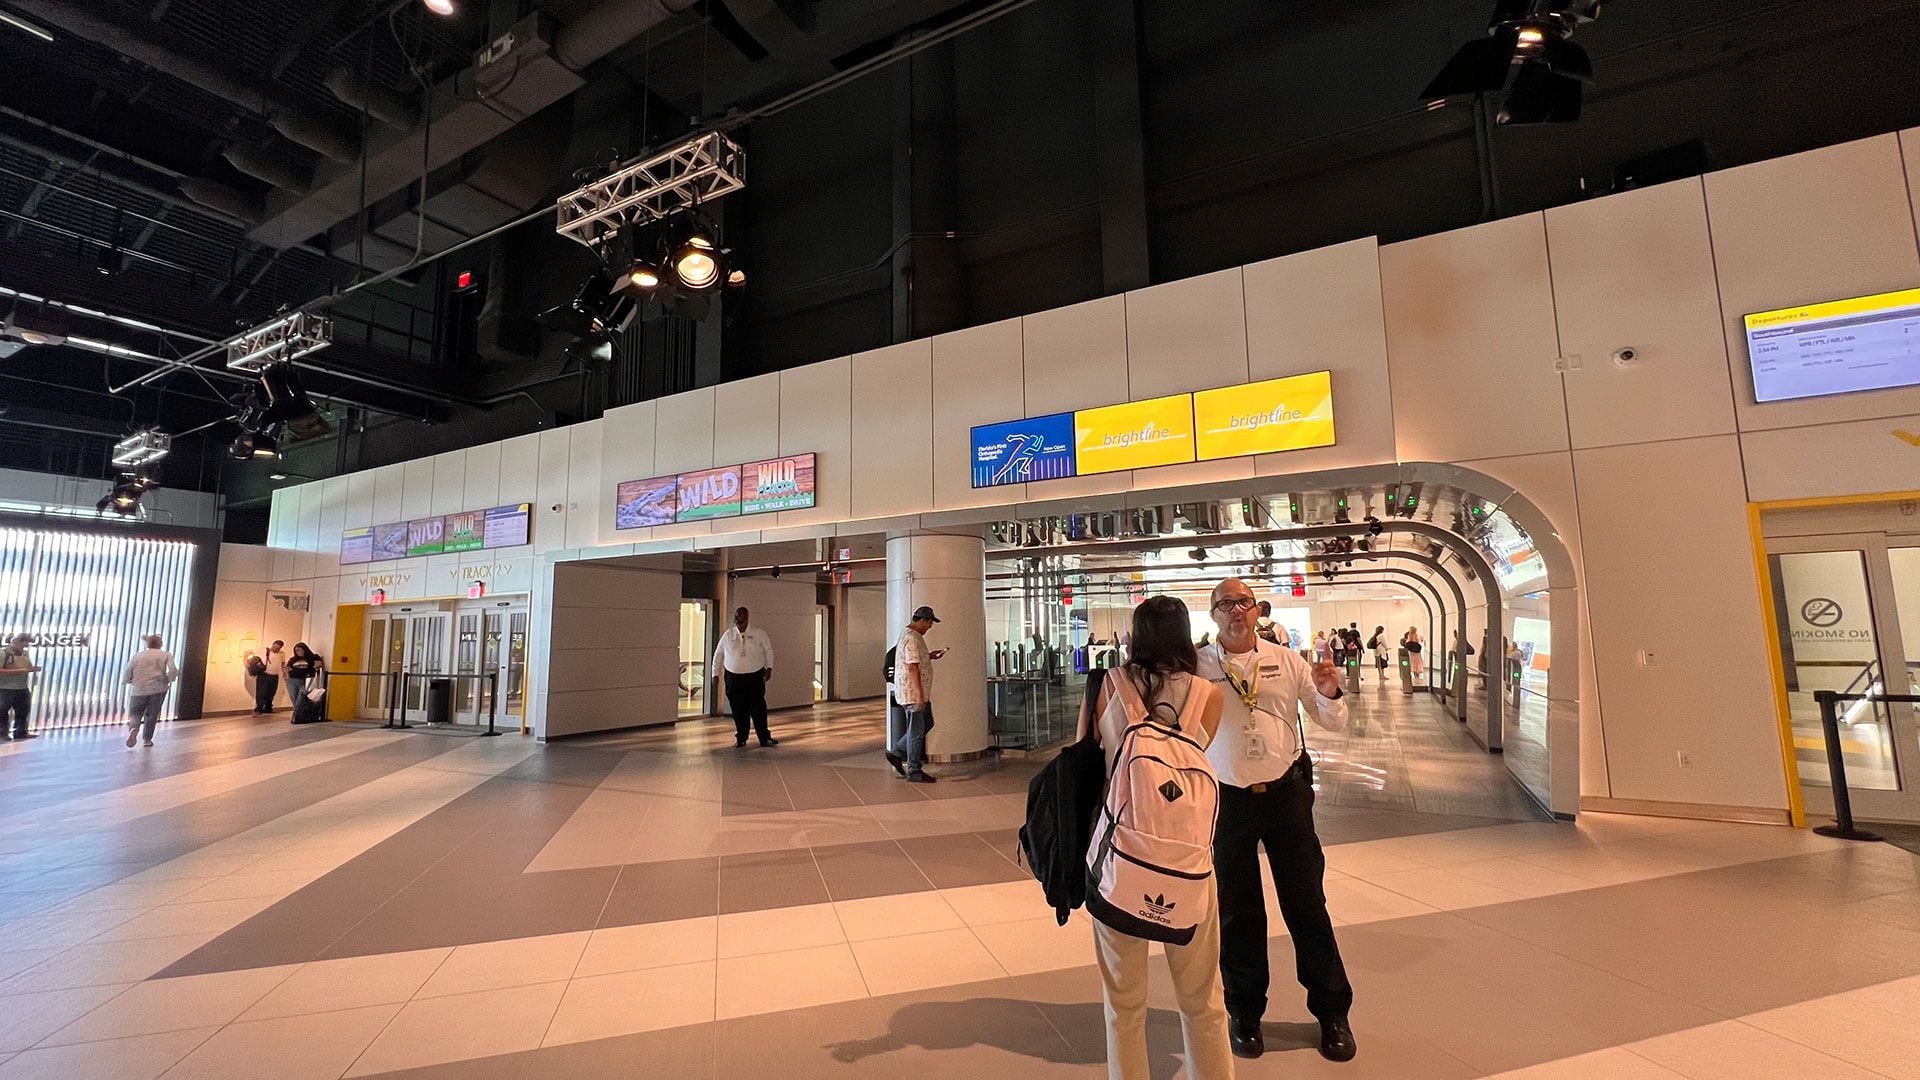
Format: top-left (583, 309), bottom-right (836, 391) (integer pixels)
top-left (1, 0), bottom-right (1918, 541)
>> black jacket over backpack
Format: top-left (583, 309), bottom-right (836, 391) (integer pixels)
top-left (1018, 676), bottom-right (1108, 925)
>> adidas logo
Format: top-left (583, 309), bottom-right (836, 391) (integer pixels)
top-left (1143, 893), bottom-right (1177, 916)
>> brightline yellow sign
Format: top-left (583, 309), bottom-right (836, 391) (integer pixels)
top-left (1074, 393), bottom-right (1196, 474)
top-left (1744, 286), bottom-right (1920, 331)
top-left (1192, 370), bottom-right (1336, 460)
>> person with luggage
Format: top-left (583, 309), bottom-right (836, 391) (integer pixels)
top-left (1200, 577), bottom-right (1356, 1063)
top-left (285, 643), bottom-right (324, 724)
top-left (1077, 595), bottom-right (1232, 1080)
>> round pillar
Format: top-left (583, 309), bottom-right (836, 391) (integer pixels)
top-left (886, 528), bottom-right (989, 761)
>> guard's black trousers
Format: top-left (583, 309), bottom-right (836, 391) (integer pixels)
top-left (724, 670), bottom-right (772, 744)
top-left (1213, 757), bottom-right (1354, 1025)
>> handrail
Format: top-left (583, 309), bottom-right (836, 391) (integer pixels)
top-left (1810, 690), bottom-right (1920, 842)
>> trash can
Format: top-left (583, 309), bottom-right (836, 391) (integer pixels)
top-left (426, 678), bottom-right (454, 726)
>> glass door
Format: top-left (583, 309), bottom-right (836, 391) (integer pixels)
top-left (678, 600), bottom-right (710, 718)
top-left (453, 611), bottom-right (482, 719)
top-left (402, 611), bottom-right (450, 722)
top-left (814, 606), bottom-right (830, 702)
top-left (362, 617), bottom-right (390, 716)
top-left (1768, 534), bottom-right (1920, 823)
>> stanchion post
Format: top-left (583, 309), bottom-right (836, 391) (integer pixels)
top-left (486, 672), bottom-right (499, 737)
top-left (1812, 690), bottom-right (1881, 842)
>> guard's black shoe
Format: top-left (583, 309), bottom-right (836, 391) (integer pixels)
top-left (884, 750), bottom-right (906, 777)
top-left (760, 737), bottom-right (780, 747)
top-left (1229, 1019), bottom-right (1263, 1059)
top-left (1319, 1017), bottom-right (1357, 1062)
top-left (734, 738), bottom-right (748, 748)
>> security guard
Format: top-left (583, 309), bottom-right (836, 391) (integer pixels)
top-left (1197, 577), bottom-right (1355, 1062)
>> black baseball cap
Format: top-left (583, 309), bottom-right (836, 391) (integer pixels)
top-left (912, 606), bottom-right (941, 623)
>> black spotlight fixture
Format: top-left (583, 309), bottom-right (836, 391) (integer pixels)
top-left (230, 428), bottom-right (280, 460)
top-left (95, 246), bottom-right (129, 276)
top-left (1420, 1), bottom-right (1601, 125)
top-left (257, 363), bottom-right (330, 440)
top-left (97, 472), bottom-right (156, 516)
top-left (536, 274), bottom-right (622, 336)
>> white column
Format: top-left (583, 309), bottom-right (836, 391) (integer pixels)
top-left (887, 528), bottom-right (989, 761)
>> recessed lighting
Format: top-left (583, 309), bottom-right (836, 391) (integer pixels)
top-left (269, 472), bottom-right (288, 481)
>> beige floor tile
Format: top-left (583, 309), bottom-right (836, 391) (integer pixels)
top-left (238, 948), bottom-right (453, 1022)
top-left (342, 981), bottom-right (566, 1077)
top-left (941, 882), bottom-right (1043, 927)
top-left (40, 966), bottom-right (295, 1046)
top-left (0, 951), bottom-right (67, 990)
top-left (1746, 993), bottom-right (1920, 1078)
top-left (715, 943), bottom-right (868, 1020)
top-left (1486, 1047), bottom-right (1691, 1079)
top-left (90, 897), bottom-right (276, 942)
top-left (1322, 876), bottom-right (1441, 925)
top-left (970, 914), bottom-right (1096, 976)
top-left (0, 935), bottom-right (216, 996)
top-left (244, 845), bottom-right (367, 874)
top-left (1629, 1019), bottom-right (1888, 1080)
top-left (1368, 866), bottom-right (1526, 910)
top-left (0, 1027), bottom-right (214, 1080)
top-left (718, 903), bottom-right (844, 959)
top-left (851, 928), bottom-right (1006, 998)
top-left (39, 877), bottom-right (209, 915)
top-left (177, 868), bottom-right (327, 904)
top-left (542, 962), bottom-right (716, 1046)
top-left (833, 891), bottom-right (963, 942)
top-left (0, 983), bottom-right (131, 1052)
top-left (1, 910), bottom-right (145, 950)
top-left (413, 932), bottom-right (590, 999)
top-left (1324, 841), bottom-right (1439, 878)
top-left (1838, 973), bottom-right (1920, 1022)
top-left (117, 856), bottom-right (257, 886)
top-left (163, 1004), bottom-right (401, 1080)
top-left (574, 917), bottom-right (717, 978)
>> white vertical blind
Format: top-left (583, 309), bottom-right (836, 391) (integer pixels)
top-left (0, 526), bottom-right (197, 728)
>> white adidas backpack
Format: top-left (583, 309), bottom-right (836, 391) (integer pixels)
top-left (1084, 670), bottom-right (1220, 946)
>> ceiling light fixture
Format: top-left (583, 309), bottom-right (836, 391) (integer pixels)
top-left (2, 300), bottom-right (70, 347)
top-left (1419, 1), bottom-right (1601, 125)
top-left (422, 0), bottom-right (457, 15)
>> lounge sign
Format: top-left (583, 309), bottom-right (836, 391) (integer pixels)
top-left (969, 370), bottom-right (1336, 488)
top-left (21, 633), bottom-right (90, 647)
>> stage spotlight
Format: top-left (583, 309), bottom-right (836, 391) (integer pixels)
top-left (257, 363), bottom-right (330, 439)
top-left (97, 472), bottom-right (156, 517)
top-left (674, 234), bottom-right (721, 291)
top-left (1420, 1), bottom-right (1600, 125)
top-left (423, 0), bottom-right (456, 15)
top-left (626, 258), bottom-right (662, 293)
top-left (230, 429), bottom-right (279, 460)
top-left (95, 247), bottom-right (129, 276)
top-left (536, 275), bottom-right (619, 336)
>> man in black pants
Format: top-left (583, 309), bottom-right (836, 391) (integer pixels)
top-left (1198, 577), bottom-right (1356, 1063)
top-left (253, 640), bottom-right (285, 715)
top-left (710, 607), bottom-right (778, 747)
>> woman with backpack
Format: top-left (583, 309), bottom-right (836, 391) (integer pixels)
top-left (1076, 595), bottom-right (1233, 1080)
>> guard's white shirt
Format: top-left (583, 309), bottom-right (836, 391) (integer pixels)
top-left (711, 626), bottom-right (775, 675)
top-left (124, 650), bottom-right (180, 696)
top-left (1198, 637), bottom-right (1348, 788)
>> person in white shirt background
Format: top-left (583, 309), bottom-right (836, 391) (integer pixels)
top-left (123, 634), bottom-right (180, 748)
top-left (888, 606), bottom-right (945, 783)
top-left (254, 640), bottom-right (286, 714)
top-left (1197, 577), bottom-right (1356, 1064)
top-left (711, 607), bottom-right (779, 748)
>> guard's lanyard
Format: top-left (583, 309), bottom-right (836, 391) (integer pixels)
top-left (1221, 648), bottom-right (1261, 710)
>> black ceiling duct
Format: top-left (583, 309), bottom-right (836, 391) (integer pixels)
top-left (1421, 1), bottom-right (1602, 125)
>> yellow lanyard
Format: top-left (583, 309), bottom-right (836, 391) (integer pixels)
top-left (1221, 649), bottom-right (1261, 711)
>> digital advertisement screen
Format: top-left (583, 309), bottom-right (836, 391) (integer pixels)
top-left (1745, 286), bottom-right (1920, 403)
top-left (677, 466), bottom-right (744, 521)
top-left (1073, 393), bottom-right (1196, 475)
top-left (1192, 370), bottom-right (1337, 460)
top-left (340, 527), bottom-right (373, 566)
top-left (614, 476), bottom-right (678, 530)
top-left (482, 504), bottom-right (532, 548)
top-left (971, 412), bottom-right (1076, 488)
top-left (742, 453), bottom-right (817, 513)
top-left (406, 516), bottom-right (446, 557)
top-left (372, 523), bottom-right (409, 561)
top-left (442, 510), bottom-right (485, 554)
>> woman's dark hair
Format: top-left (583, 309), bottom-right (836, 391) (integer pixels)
top-left (1124, 596), bottom-right (1198, 717)
top-left (292, 642), bottom-right (314, 660)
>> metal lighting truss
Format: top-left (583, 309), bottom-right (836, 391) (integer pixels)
top-left (554, 131), bottom-right (745, 252)
top-left (110, 429), bottom-right (172, 468)
top-left (226, 311), bottom-right (333, 373)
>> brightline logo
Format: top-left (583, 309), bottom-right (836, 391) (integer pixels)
top-left (1225, 403), bottom-right (1304, 430)
top-left (1100, 421), bottom-right (1181, 449)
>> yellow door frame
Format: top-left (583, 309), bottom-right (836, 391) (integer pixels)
top-left (1748, 488), bottom-right (1920, 830)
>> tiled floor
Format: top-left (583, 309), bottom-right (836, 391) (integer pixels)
top-left (0, 699), bottom-right (1912, 1079)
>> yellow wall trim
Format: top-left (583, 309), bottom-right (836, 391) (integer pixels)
top-left (1747, 502), bottom-right (1807, 828)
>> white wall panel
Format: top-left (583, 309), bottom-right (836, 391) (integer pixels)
top-left (932, 317), bottom-right (1026, 511)
top-left (1574, 434), bottom-right (1785, 810)
top-left (462, 441), bottom-right (501, 510)
top-left (712, 373), bottom-right (781, 466)
top-left (497, 434), bottom-right (540, 505)
top-left (1126, 267), bottom-right (1249, 399)
top-left (314, 476), bottom-right (348, 577)
top-left (267, 488), bottom-right (291, 549)
top-left (1021, 295), bottom-right (1134, 501)
top-left (345, 470), bottom-right (376, 529)
top-left (1244, 237), bottom-right (1396, 476)
top-left (728, 576), bottom-right (819, 711)
top-left (430, 451), bottom-right (465, 515)
top-left (1740, 414), bottom-right (1920, 502)
top-left (371, 463), bottom-right (405, 527)
top-left (653, 386), bottom-right (717, 476)
top-left (850, 340), bottom-right (934, 520)
top-left (1381, 214), bottom-right (1569, 463)
top-left (1706, 134), bottom-right (1920, 430)
top-left (600, 401), bottom-right (657, 546)
top-left (543, 562), bottom-right (680, 737)
top-left (1546, 179), bottom-right (1739, 448)
top-left (565, 420), bottom-right (605, 550)
top-left (400, 458), bottom-right (435, 520)
top-left (533, 430), bottom-right (571, 557)
top-left (777, 356), bottom-right (852, 529)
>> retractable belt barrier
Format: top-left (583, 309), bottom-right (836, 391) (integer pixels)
top-left (1810, 690), bottom-right (1919, 842)
top-left (390, 670), bottom-right (503, 736)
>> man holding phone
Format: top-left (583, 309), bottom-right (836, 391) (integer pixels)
top-left (890, 606), bottom-right (944, 783)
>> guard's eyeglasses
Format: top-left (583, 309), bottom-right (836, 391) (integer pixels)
top-left (1212, 597), bottom-right (1259, 613)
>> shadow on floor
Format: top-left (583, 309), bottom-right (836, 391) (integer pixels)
top-left (826, 998), bottom-right (1320, 1079)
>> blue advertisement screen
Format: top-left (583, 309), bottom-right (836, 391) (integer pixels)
top-left (971, 412), bottom-right (1076, 488)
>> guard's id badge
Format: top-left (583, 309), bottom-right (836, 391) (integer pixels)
top-left (1243, 727), bottom-right (1267, 761)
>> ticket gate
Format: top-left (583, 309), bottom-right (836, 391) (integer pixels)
top-left (1397, 648), bottom-right (1415, 695)
top-left (1345, 654), bottom-right (1362, 695)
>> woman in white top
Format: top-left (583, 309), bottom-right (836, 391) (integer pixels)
top-left (1312, 630), bottom-right (1332, 665)
top-left (1077, 596), bottom-right (1232, 1080)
